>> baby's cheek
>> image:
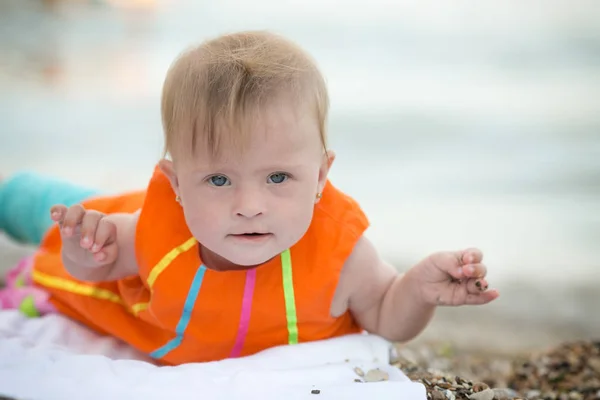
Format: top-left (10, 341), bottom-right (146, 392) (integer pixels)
top-left (284, 204), bottom-right (314, 240)
top-left (184, 207), bottom-right (215, 234)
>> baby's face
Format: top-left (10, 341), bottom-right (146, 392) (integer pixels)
top-left (165, 102), bottom-right (331, 268)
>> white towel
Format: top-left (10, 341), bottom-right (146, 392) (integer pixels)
top-left (0, 310), bottom-right (426, 399)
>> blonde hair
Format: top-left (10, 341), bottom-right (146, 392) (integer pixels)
top-left (161, 30), bottom-right (329, 160)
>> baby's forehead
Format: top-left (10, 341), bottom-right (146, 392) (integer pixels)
top-left (210, 108), bottom-right (320, 151)
top-left (201, 133), bottom-right (319, 166)
top-left (171, 99), bottom-right (324, 170)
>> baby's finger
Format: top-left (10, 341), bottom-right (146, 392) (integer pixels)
top-left (93, 241), bottom-right (118, 265)
top-left (79, 211), bottom-right (105, 250)
top-left (459, 248), bottom-right (483, 265)
top-left (462, 263), bottom-right (487, 278)
top-left (464, 289), bottom-right (499, 305)
top-left (50, 205), bottom-right (67, 223)
top-left (61, 205), bottom-right (86, 237)
top-left (466, 278), bottom-right (489, 294)
top-left (90, 218), bottom-right (117, 253)
top-left (432, 252), bottom-right (467, 280)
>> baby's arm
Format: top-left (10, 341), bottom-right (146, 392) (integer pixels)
top-left (331, 236), bottom-right (436, 342)
top-left (50, 205), bottom-right (141, 282)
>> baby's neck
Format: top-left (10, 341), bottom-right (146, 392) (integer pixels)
top-left (199, 243), bottom-right (272, 272)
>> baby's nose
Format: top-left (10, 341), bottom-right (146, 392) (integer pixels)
top-left (233, 189), bottom-right (265, 218)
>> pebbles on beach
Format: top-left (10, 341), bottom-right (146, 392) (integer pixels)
top-left (399, 366), bottom-right (524, 400)
top-left (508, 340), bottom-right (600, 400)
top-left (388, 340), bottom-right (600, 400)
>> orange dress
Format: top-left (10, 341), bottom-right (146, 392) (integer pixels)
top-left (31, 166), bottom-right (369, 364)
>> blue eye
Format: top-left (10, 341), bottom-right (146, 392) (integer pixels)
top-left (209, 175), bottom-right (230, 187)
top-left (268, 173), bottom-right (288, 184)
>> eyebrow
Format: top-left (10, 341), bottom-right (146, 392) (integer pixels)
top-left (255, 163), bottom-right (306, 172)
top-left (192, 162), bottom-right (306, 175)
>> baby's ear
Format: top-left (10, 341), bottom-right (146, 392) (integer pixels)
top-left (318, 150), bottom-right (336, 189)
top-left (158, 159), bottom-right (180, 195)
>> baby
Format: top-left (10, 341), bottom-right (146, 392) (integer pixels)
top-left (0, 31), bottom-right (498, 365)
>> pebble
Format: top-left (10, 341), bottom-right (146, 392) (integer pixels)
top-left (468, 388), bottom-right (494, 400)
top-left (588, 357), bottom-right (600, 374)
top-left (444, 389), bottom-right (456, 400)
top-left (363, 368), bottom-right (389, 382)
top-left (491, 388), bottom-right (520, 399)
top-left (431, 391), bottom-right (447, 400)
top-left (473, 382), bottom-right (489, 392)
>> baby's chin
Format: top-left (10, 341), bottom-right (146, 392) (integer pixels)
top-left (220, 234), bottom-right (291, 267)
top-left (222, 250), bottom-right (281, 268)
top-left (200, 242), bottom-right (283, 270)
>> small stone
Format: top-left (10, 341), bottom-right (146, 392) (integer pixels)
top-left (444, 389), bottom-right (456, 400)
top-left (353, 379), bottom-right (362, 383)
top-left (431, 391), bottom-right (446, 400)
top-left (353, 367), bottom-right (364, 377)
top-left (567, 392), bottom-right (582, 400)
top-left (364, 368), bottom-right (389, 382)
top-left (492, 388), bottom-right (520, 399)
top-left (469, 388), bottom-right (494, 400)
top-left (473, 382), bottom-right (490, 392)
top-left (588, 357), bottom-right (600, 374)
top-left (310, 389), bottom-right (320, 394)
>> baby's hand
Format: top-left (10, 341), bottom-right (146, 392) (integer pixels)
top-left (50, 204), bottom-right (119, 269)
top-left (408, 248), bottom-right (499, 307)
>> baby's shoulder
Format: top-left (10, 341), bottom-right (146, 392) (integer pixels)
top-left (312, 180), bottom-right (369, 235)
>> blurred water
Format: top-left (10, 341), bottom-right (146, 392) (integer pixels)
top-left (1, 0), bottom-right (599, 291)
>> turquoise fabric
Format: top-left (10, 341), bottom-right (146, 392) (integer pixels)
top-left (0, 172), bottom-right (100, 245)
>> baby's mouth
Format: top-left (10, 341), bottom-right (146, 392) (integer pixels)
top-left (231, 232), bottom-right (272, 238)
